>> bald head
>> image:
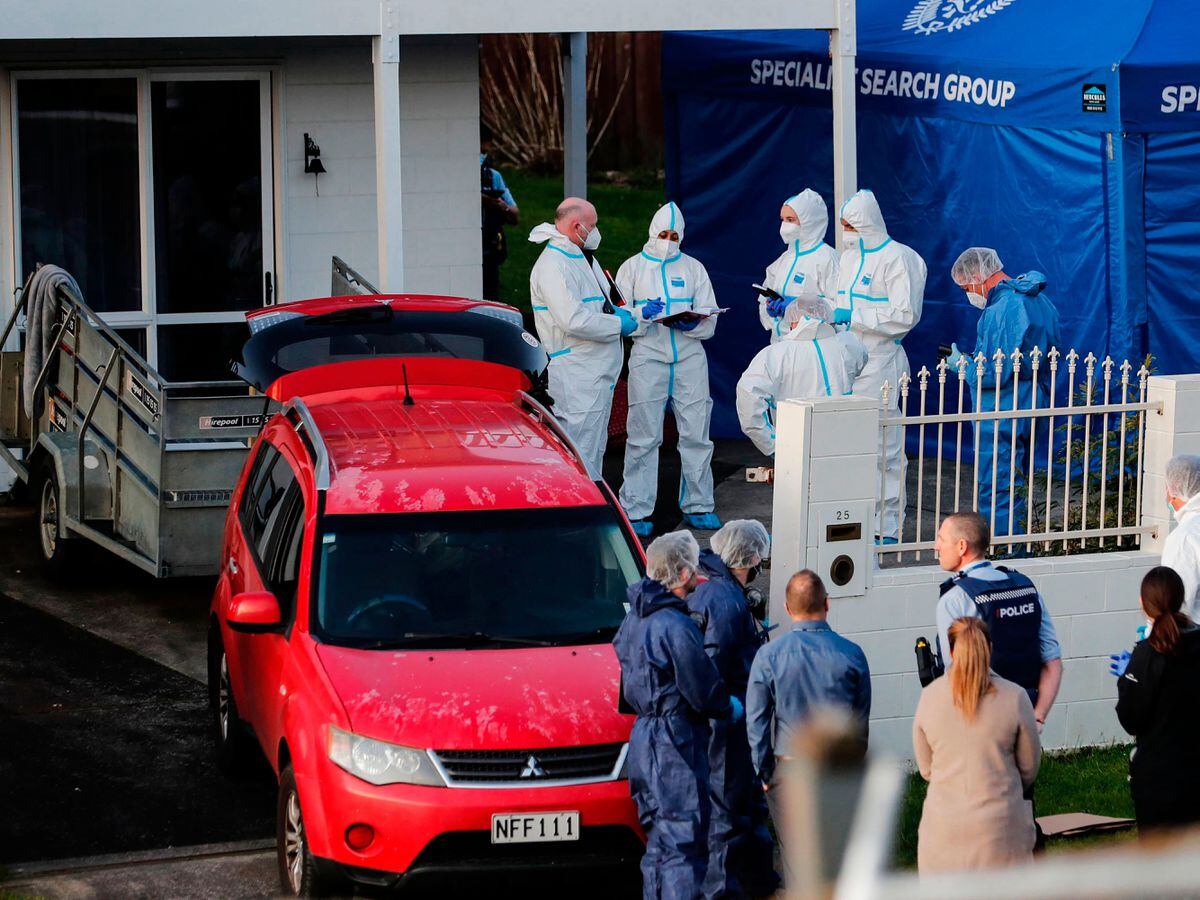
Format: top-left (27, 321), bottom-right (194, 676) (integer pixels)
top-left (555, 197), bottom-right (597, 246)
top-left (785, 570), bottom-right (828, 620)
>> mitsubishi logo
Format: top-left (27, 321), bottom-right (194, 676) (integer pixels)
top-left (520, 755), bottom-right (546, 778)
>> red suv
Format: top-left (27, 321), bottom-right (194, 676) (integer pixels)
top-left (208, 295), bottom-right (644, 895)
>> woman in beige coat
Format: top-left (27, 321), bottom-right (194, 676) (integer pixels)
top-left (913, 616), bottom-right (1041, 873)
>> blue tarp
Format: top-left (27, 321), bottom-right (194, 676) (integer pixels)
top-left (663, 1), bottom-right (1200, 438)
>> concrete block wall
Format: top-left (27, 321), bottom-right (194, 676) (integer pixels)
top-left (282, 43), bottom-right (380, 302)
top-left (831, 552), bottom-right (1157, 760)
top-left (280, 36), bottom-right (481, 303)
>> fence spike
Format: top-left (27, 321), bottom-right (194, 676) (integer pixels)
top-left (898, 371), bottom-right (911, 400)
top-left (1067, 348), bottom-right (1079, 374)
top-left (1120, 358), bottom-right (1132, 385)
top-left (1029, 345), bottom-right (1043, 371)
top-left (917, 365), bottom-right (931, 388)
top-left (935, 356), bottom-right (949, 380)
top-left (881, 380), bottom-right (892, 406)
top-left (1010, 346), bottom-right (1023, 375)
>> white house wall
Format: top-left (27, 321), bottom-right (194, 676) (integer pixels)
top-left (282, 44), bottom-right (380, 302)
top-left (397, 36), bottom-right (482, 300)
top-left (281, 36), bottom-right (481, 303)
top-left (827, 553), bottom-right (1155, 761)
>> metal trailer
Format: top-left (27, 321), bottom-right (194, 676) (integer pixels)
top-left (0, 270), bottom-right (271, 577)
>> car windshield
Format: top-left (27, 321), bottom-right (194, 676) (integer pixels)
top-left (237, 306), bottom-right (548, 392)
top-left (314, 506), bottom-right (642, 649)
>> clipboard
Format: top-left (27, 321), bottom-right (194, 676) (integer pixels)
top-left (654, 308), bottom-right (729, 326)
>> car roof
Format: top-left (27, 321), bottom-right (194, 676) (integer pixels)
top-left (306, 393), bottom-right (607, 515)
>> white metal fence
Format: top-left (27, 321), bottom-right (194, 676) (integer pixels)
top-left (877, 347), bottom-right (1161, 565)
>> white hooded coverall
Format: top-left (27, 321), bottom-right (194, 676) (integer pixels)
top-left (759, 190), bottom-right (840, 344)
top-left (529, 223), bottom-right (624, 478)
top-left (617, 202), bottom-right (719, 521)
top-left (835, 189), bottom-right (927, 541)
top-left (737, 315), bottom-right (868, 457)
top-left (1163, 493), bottom-right (1200, 619)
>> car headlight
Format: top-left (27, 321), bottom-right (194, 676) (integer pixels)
top-left (327, 726), bottom-right (445, 787)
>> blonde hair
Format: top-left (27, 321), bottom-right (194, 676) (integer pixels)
top-left (948, 617), bottom-right (993, 720)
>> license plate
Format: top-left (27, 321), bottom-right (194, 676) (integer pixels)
top-left (491, 811), bottom-right (580, 844)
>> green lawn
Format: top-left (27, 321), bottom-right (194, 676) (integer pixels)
top-left (893, 744), bottom-right (1137, 869)
top-left (496, 169), bottom-right (666, 313)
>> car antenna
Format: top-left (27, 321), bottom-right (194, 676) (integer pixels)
top-left (402, 364), bottom-right (415, 406)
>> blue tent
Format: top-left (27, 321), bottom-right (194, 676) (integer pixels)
top-left (663, 0), bottom-right (1200, 438)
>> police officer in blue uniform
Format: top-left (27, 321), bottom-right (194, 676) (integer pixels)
top-left (934, 512), bottom-right (1063, 730)
top-left (688, 520), bottom-right (777, 899)
top-left (614, 531), bottom-right (740, 900)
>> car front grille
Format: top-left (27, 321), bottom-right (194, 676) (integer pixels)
top-left (432, 742), bottom-right (626, 785)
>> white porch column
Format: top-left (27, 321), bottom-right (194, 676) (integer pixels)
top-left (562, 31), bottom-right (587, 200)
top-left (831, 0), bottom-right (858, 249)
top-left (373, 27), bottom-right (404, 292)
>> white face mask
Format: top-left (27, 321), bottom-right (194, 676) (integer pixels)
top-left (577, 223), bottom-right (601, 251)
top-left (843, 229), bottom-right (859, 245)
top-left (967, 291), bottom-right (988, 310)
top-left (652, 237), bottom-right (680, 259)
top-left (779, 222), bottom-right (804, 245)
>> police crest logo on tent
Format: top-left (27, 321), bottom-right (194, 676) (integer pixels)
top-left (902, 0), bottom-right (1017, 35)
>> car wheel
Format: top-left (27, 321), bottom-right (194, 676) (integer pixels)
top-left (277, 765), bottom-right (340, 897)
top-left (208, 631), bottom-right (255, 774)
top-left (37, 465), bottom-right (77, 575)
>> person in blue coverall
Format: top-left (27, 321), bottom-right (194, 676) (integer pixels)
top-left (948, 248), bottom-right (1062, 538)
top-left (614, 530), bottom-right (740, 899)
top-left (688, 520), bottom-right (777, 899)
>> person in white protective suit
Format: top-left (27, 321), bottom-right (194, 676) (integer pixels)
top-left (529, 198), bottom-right (638, 478)
top-left (758, 189), bottom-right (840, 345)
top-left (832, 189), bottom-right (927, 543)
top-left (737, 295), bottom-right (868, 457)
top-left (617, 201), bottom-right (722, 535)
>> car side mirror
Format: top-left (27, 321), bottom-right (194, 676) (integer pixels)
top-left (228, 590), bottom-right (282, 633)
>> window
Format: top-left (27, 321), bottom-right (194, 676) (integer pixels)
top-left (268, 490), bottom-right (306, 620)
top-left (17, 78), bottom-right (141, 312)
top-left (13, 70), bottom-right (275, 380)
top-left (249, 454), bottom-right (297, 563)
top-left (314, 506), bottom-right (643, 649)
top-left (157, 322), bottom-right (249, 382)
top-left (151, 80), bottom-right (265, 314)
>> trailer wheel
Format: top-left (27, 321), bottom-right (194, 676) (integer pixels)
top-left (37, 466), bottom-right (77, 574)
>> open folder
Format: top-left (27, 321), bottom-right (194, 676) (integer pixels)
top-left (653, 308), bottom-right (730, 326)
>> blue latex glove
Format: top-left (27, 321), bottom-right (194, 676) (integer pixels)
top-left (832, 307), bottom-right (852, 326)
top-left (614, 307), bottom-right (637, 336)
top-left (728, 696), bottom-right (744, 724)
top-left (946, 342), bottom-right (964, 368)
top-left (640, 298), bottom-right (665, 321)
top-left (1109, 650), bottom-right (1132, 677)
top-left (767, 298), bottom-right (789, 318)
top-left (669, 317), bottom-right (701, 332)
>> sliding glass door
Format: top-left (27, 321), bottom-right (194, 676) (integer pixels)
top-left (13, 70), bottom-right (275, 381)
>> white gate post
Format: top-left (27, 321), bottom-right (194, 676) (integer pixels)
top-left (770, 396), bottom-right (879, 628)
top-left (1142, 375), bottom-right (1200, 553)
